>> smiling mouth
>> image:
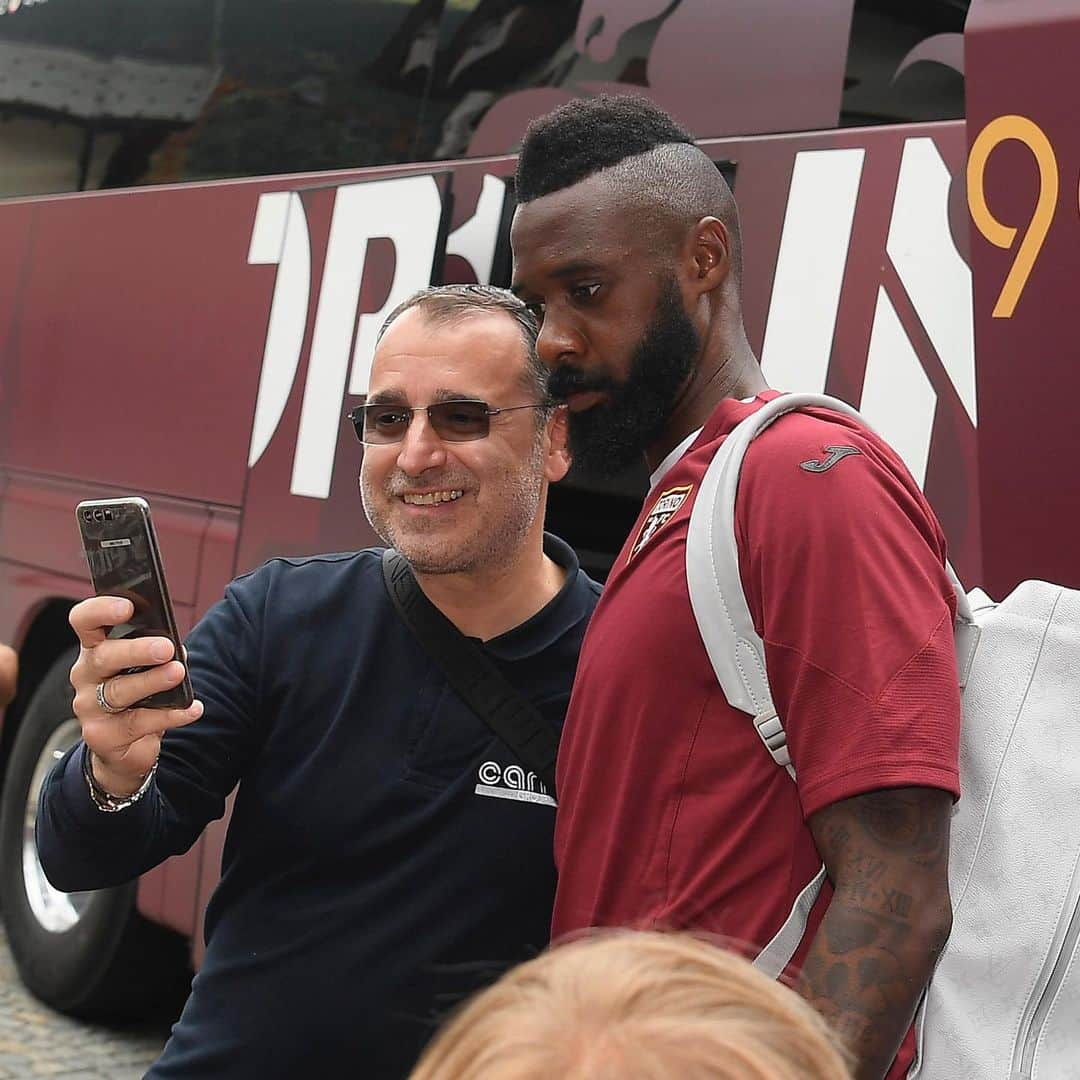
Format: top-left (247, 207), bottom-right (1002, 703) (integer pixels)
top-left (401, 490), bottom-right (464, 506)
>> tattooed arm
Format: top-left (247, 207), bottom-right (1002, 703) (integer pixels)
top-left (799, 786), bottom-right (953, 1080)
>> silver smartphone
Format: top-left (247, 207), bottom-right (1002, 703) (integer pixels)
top-left (75, 497), bottom-right (194, 710)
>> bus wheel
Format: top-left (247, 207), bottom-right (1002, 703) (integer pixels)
top-left (0, 649), bottom-right (190, 1020)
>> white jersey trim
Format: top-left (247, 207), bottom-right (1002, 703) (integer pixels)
top-left (648, 398), bottom-right (760, 493)
top-left (649, 428), bottom-right (703, 492)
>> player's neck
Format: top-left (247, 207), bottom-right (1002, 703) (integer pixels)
top-left (645, 331), bottom-right (767, 472)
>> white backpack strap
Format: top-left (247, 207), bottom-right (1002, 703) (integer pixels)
top-left (685, 393), bottom-right (863, 775)
top-left (753, 864), bottom-right (828, 979)
top-left (684, 394), bottom-right (859, 978)
top-left (946, 563), bottom-right (980, 689)
top-left (685, 392), bottom-right (974, 761)
top-left (685, 391), bottom-right (973, 983)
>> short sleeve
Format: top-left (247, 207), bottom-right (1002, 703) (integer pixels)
top-left (735, 413), bottom-right (962, 819)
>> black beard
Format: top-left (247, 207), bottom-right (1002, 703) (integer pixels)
top-left (549, 278), bottom-right (699, 478)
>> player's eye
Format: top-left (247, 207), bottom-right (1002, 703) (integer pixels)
top-left (570, 283), bottom-right (601, 303)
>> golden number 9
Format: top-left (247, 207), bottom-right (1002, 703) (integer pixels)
top-left (967, 115), bottom-right (1058, 319)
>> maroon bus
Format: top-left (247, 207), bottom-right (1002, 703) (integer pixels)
top-left (0, 0), bottom-right (1076, 1020)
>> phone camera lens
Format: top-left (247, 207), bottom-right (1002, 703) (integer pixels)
top-left (93, 510), bottom-right (103, 521)
top-left (82, 511), bottom-right (92, 522)
top-left (104, 509), bottom-right (113, 521)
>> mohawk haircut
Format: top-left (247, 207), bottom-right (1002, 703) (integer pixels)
top-left (515, 94), bottom-right (695, 203)
top-left (515, 95), bottom-right (743, 283)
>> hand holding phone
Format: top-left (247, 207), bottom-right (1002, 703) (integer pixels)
top-left (76, 498), bottom-right (192, 709)
top-left (71, 498), bottom-right (203, 796)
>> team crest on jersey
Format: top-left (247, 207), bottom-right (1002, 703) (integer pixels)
top-left (628, 484), bottom-right (693, 562)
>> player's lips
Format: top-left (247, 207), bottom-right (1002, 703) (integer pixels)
top-left (564, 389), bottom-right (608, 413)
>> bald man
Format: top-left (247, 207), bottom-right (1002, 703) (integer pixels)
top-left (510, 95), bottom-right (960, 1080)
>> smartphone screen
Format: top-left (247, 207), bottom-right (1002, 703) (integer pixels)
top-left (75, 497), bottom-right (194, 710)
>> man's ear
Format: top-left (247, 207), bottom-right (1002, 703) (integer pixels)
top-left (687, 216), bottom-right (731, 295)
top-left (544, 406), bottom-right (572, 483)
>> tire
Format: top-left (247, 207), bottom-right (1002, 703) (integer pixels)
top-left (0, 648), bottom-right (191, 1021)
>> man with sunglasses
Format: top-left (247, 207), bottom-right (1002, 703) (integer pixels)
top-left (37, 285), bottom-right (600, 1079)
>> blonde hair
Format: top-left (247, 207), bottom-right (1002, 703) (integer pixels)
top-left (410, 931), bottom-right (851, 1080)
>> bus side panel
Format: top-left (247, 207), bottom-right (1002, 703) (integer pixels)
top-left (0, 202), bottom-right (36, 465)
top-left (966, 1), bottom-right (1080, 596)
top-left (2, 185), bottom-right (282, 509)
top-left (136, 850), bottom-right (204, 942)
top-left (0, 473), bottom-right (206, 609)
top-left (0, 473), bottom-right (216, 937)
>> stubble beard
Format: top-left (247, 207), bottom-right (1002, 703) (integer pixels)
top-left (359, 437), bottom-right (547, 576)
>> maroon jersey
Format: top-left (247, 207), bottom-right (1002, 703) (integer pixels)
top-left (552, 392), bottom-right (961, 1079)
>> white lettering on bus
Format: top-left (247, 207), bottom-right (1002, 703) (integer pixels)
top-left (247, 175), bottom-right (447, 499)
top-left (761, 138), bottom-right (976, 489)
top-left (249, 140), bottom-right (974, 503)
top-left (247, 191), bottom-right (311, 470)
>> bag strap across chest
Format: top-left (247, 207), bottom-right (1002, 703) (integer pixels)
top-left (381, 549), bottom-right (559, 796)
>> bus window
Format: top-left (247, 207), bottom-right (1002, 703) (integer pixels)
top-left (0, 0), bottom-right (446, 198)
top-left (0, 0), bottom-right (219, 196)
top-left (415, 0), bottom-right (585, 161)
top-left (842, 0), bottom-right (969, 127)
top-left (419, 0), bottom-right (869, 161)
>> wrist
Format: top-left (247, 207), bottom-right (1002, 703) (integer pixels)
top-left (90, 752), bottom-right (143, 797)
top-left (83, 748), bottom-right (157, 812)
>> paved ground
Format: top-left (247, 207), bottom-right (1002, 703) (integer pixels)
top-left (0, 928), bottom-right (172, 1079)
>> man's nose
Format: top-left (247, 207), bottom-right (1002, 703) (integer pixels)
top-left (536, 311), bottom-right (583, 369)
top-left (395, 413), bottom-right (447, 476)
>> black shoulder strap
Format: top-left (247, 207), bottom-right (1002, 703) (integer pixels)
top-left (381, 549), bottom-right (559, 797)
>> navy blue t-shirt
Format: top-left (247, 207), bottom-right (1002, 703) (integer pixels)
top-left (37, 535), bottom-right (600, 1078)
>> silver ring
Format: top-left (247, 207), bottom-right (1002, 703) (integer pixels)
top-left (96, 679), bottom-right (127, 715)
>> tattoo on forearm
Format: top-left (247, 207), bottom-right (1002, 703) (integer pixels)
top-left (800, 788), bottom-right (952, 1079)
top-left (882, 889), bottom-right (912, 917)
top-left (855, 790), bottom-right (950, 868)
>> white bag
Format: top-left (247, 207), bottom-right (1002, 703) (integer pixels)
top-left (685, 392), bottom-right (1080, 1079)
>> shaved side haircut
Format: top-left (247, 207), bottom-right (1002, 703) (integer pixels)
top-left (515, 94), bottom-right (695, 199)
top-left (516, 95), bottom-right (743, 282)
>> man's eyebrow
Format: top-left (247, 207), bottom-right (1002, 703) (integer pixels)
top-left (551, 260), bottom-right (606, 280)
top-left (365, 389), bottom-right (406, 405)
top-left (512, 260), bottom-right (608, 295)
top-left (365, 388), bottom-right (483, 405)
top-left (431, 388), bottom-right (482, 403)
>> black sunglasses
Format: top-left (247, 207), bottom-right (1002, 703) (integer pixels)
top-left (347, 399), bottom-right (553, 445)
